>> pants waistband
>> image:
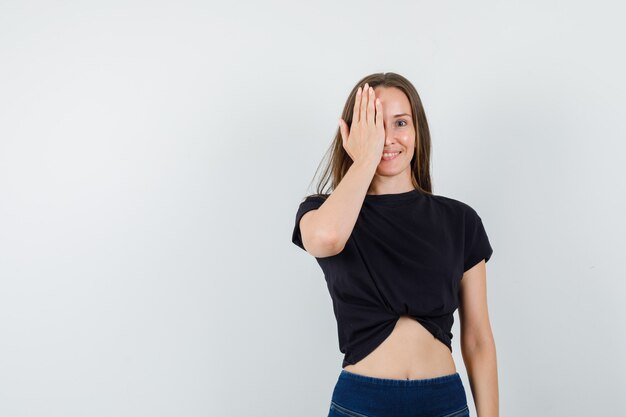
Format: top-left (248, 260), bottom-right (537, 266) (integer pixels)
top-left (339, 369), bottom-right (461, 387)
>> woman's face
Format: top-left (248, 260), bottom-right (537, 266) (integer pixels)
top-left (372, 86), bottom-right (416, 175)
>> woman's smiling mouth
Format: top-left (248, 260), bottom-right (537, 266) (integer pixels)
top-left (381, 151), bottom-right (401, 161)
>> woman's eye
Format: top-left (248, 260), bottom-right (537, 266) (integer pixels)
top-left (397, 120), bottom-right (407, 127)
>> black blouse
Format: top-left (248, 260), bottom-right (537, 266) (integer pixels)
top-left (291, 188), bottom-right (493, 368)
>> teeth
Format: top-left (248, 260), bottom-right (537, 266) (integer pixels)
top-left (383, 152), bottom-right (399, 157)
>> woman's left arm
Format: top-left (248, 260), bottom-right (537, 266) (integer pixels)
top-left (459, 259), bottom-right (499, 417)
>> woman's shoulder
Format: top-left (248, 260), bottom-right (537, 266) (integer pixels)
top-left (428, 192), bottom-right (477, 216)
top-left (299, 192), bottom-right (330, 203)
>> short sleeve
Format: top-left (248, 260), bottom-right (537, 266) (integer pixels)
top-left (291, 195), bottom-right (327, 251)
top-left (463, 206), bottom-right (494, 272)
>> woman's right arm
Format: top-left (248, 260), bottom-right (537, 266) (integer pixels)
top-left (299, 83), bottom-right (385, 257)
top-left (299, 158), bottom-right (379, 257)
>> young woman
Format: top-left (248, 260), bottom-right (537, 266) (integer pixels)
top-left (292, 72), bottom-right (498, 417)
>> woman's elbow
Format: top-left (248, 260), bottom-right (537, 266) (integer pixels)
top-left (303, 229), bottom-right (343, 258)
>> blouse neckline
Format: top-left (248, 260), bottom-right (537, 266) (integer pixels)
top-left (364, 188), bottom-right (424, 203)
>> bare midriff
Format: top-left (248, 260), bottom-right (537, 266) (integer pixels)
top-left (342, 315), bottom-right (457, 380)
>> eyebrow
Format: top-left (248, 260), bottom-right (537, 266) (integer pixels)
top-left (393, 113), bottom-right (411, 118)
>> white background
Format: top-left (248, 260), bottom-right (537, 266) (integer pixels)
top-left (1, 1), bottom-right (625, 416)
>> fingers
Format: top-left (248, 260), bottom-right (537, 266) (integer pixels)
top-left (367, 86), bottom-right (375, 125)
top-left (339, 118), bottom-right (353, 160)
top-left (359, 83), bottom-right (369, 126)
top-left (352, 85), bottom-right (362, 123)
top-left (375, 97), bottom-right (382, 127)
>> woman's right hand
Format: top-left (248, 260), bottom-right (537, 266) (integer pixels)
top-left (339, 82), bottom-right (385, 166)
